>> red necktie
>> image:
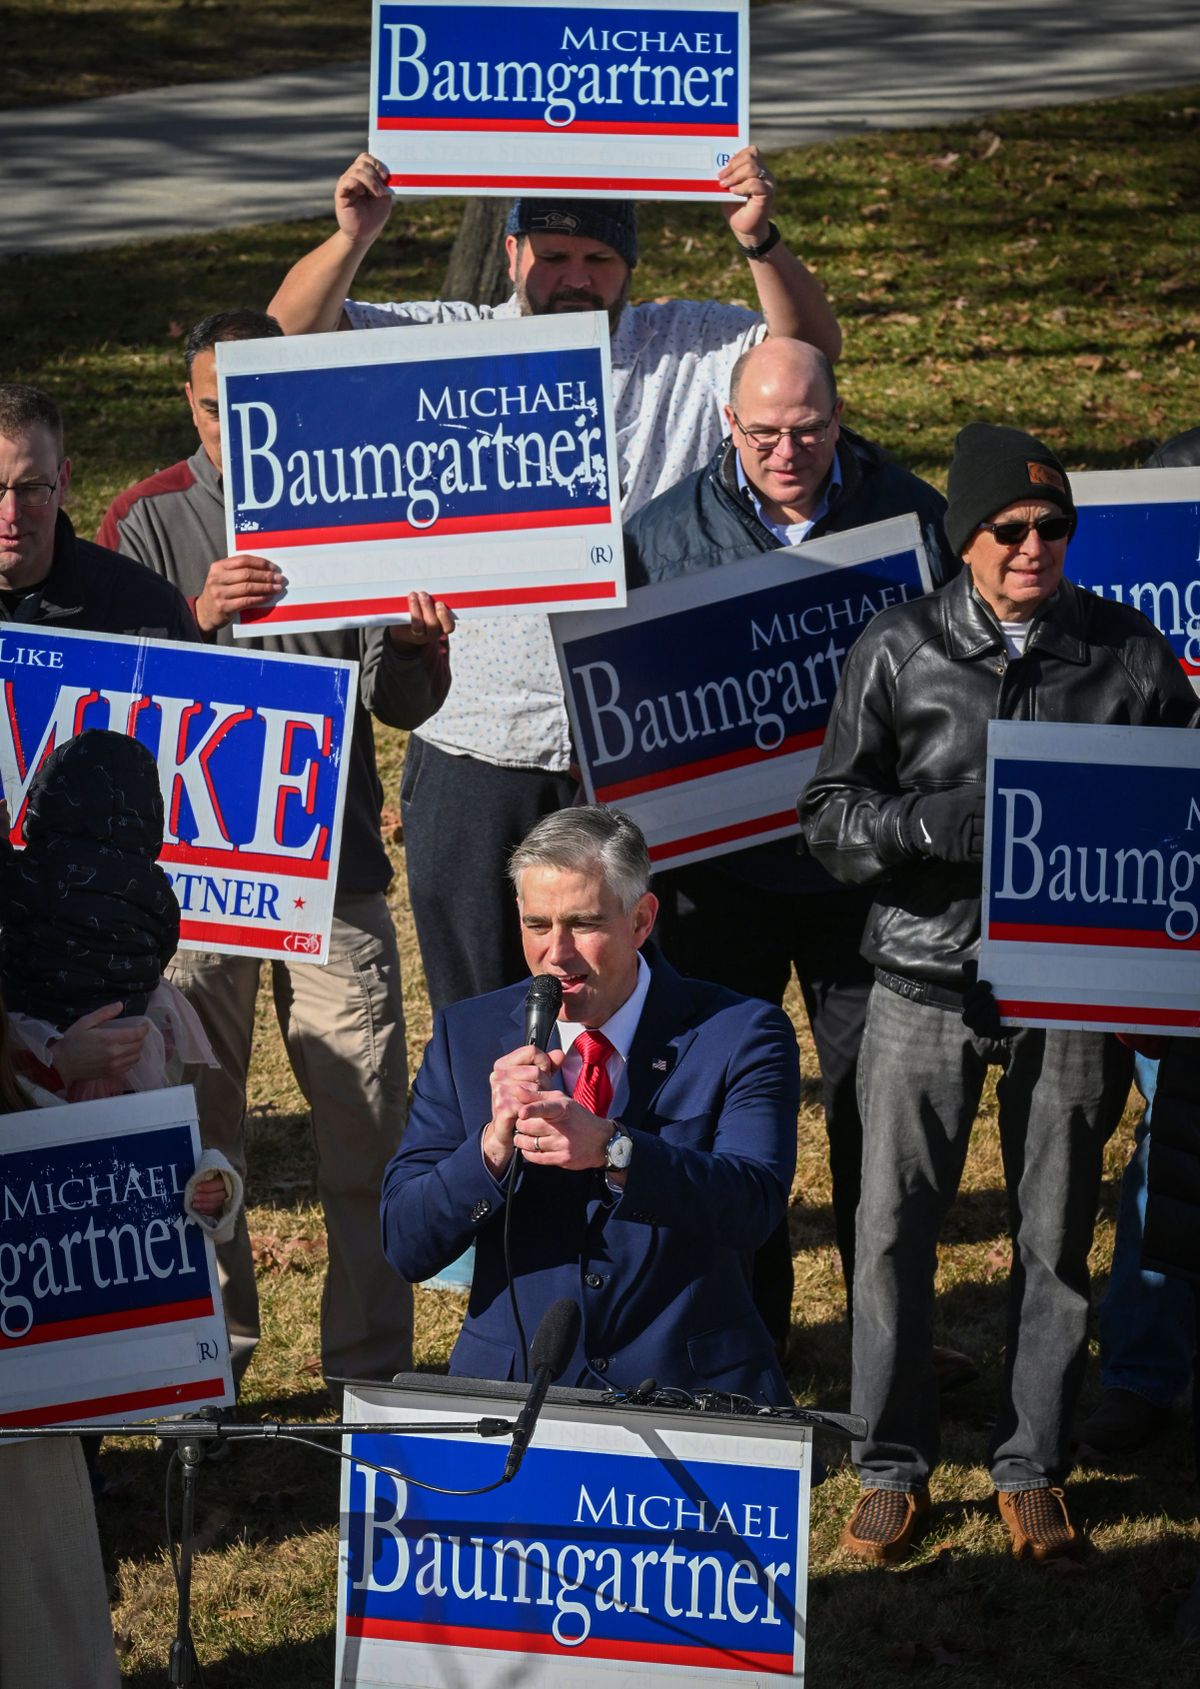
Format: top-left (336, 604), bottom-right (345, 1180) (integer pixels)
top-left (573, 1029), bottom-right (614, 1119)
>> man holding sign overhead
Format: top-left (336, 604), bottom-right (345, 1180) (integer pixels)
top-left (269, 139), bottom-right (841, 1017)
top-left (799, 424), bottom-right (1198, 1566)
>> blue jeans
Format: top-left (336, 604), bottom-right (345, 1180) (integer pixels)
top-left (852, 985), bottom-right (1132, 1492)
top-left (1098, 1055), bottom-right (1195, 1406)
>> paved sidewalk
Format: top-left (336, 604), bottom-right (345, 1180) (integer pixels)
top-left (2, 0), bottom-right (1199, 256)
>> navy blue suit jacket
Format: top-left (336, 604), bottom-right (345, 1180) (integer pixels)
top-left (381, 954), bottom-right (800, 1403)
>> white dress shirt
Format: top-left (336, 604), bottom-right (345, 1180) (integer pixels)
top-left (557, 951), bottom-right (652, 1118)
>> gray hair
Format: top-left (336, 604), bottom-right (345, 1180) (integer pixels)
top-left (508, 805), bottom-right (651, 912)
top-left (0, 384), bottom-right (63, 449)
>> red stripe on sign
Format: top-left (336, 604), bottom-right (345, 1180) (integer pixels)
top-left (241, 579), bottom-right (620, 626)
top-left (594, 728), bottom-right (825, 802)
top-left (988, 921), bottom-right (1200, 951)
top-left (0, 1377), bottom-right (227, 1429)
top-left (377, 117), bottom-right (739, 135)
top-left (648, 810), bottom-right (799, 863)
top-left (0, 1297), bottom-right (214, 1351)
top-left (997, 999), bottom-right (1200, 1029)
top-left (179, 919), bottom-right (324, 954)
top-left (234, 506), bottom-right (609, 551)
top-left (344, 1616), bottom-right (793, 1673)
top-left (159, 842), bottom-right (330, 880)
top-left (388, 173), bottom-right (728, 193)
top-left (1183, 660), bottom-right (1200, 675)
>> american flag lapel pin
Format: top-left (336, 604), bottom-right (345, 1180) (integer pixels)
top-left (652, 1058), bottom-right (668, 1072)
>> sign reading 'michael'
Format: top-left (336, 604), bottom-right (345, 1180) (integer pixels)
top-left (218, 315), bottom-right (625, 636)
top-left (369, 0), bottom-right (750, 197)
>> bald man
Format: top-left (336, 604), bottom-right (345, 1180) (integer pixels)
top-left (624, 338), bottom-right (957, 1342)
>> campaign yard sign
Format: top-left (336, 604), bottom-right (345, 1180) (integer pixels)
top-left (0, 625), bottom-right (354, 965)
top-left (369, 0), bottom-right (749, 199)
top-left (338, 1380), bottom-right (811, 1686)
top-left (218, 315), bottom-right (624, 636)
top-left (1070, 466), bottom-right (1200, 693)
top-left (0, 1087), bottom-right (233, 1432)
top-left (554, 516), bottom-right (934, 867)
top-left (980, 720), bottom-right (1200, 1036)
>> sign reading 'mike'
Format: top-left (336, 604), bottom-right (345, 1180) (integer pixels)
top-left (369, 0), bottom-right (750, 198)
top-left (219, 315), bottom-right (624, 636)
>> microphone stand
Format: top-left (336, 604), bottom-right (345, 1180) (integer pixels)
top-left (0, 1414), bottom-right (515, 1687)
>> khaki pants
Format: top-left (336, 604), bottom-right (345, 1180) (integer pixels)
top-left (0, 1438), bottom-right (119, 1689)
top-left (168, 891), bottom-right (413, 1385)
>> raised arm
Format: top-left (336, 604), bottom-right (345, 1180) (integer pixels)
top-left (718, 145), bottom-right (842, 361)
top-left (268, 154), bottom-right (394, 334)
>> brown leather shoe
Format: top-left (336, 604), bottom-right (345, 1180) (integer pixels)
top-left (840, 1487), bottom-right (930, 1564)
top-left (996, 1486), bottom-right (1084, 1562)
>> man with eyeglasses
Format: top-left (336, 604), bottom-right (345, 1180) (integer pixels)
top-left (623, 337), bottom-right (956, 1352)
top-left (799, 423), bottom-right (1199, 1567)
top-left (0, 384), bottom-right (195, 641)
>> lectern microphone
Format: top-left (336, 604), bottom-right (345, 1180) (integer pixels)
top-left (503, 1298), bottom-right (581, 1481)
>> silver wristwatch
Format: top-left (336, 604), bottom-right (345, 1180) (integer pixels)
top-left (604, 1124), bottom-right (633, 1170)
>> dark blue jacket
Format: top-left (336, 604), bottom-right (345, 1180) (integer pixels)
top-left (623, 430), bottom-right (959, 894)
top-left (380, 953), bottom-right (799, 1403)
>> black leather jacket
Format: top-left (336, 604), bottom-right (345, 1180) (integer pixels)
top-left (798, 569), bottom-right (1200, 991)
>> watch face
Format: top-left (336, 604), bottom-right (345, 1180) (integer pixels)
top-left (605, 1128), bottom-right (633, 1170)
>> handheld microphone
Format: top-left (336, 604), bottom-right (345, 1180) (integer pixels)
top-left (523, 974), bottom-right (563, 1052)
top-left (503, 1297), bottom-right (581, 1482)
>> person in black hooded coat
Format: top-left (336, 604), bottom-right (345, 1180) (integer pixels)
top-left (0, 729), bottom-right (178, 1024)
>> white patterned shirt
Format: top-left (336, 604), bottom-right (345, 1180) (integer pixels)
top-left (343, 293), bottom-right (765, 769)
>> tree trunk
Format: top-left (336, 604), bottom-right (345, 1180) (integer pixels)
top-left (441, 199), bottom-right (512, 306)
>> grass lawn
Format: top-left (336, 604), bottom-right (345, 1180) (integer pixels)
top-left (4, 81), bottom-right (1200, 1685)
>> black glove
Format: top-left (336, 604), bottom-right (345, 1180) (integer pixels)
top-left (961, 978), bottom-right (1010, 1041)
top-left (901, 783), bottom-right (986, 864)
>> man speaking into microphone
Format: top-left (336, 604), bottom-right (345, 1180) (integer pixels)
top-left (380, 807), bottom-right (799, 1402)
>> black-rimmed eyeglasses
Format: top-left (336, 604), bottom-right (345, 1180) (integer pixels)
top-left (732, 413), bottom-right (836, 451)
top-left (0, 466), bottom-right (63, 509)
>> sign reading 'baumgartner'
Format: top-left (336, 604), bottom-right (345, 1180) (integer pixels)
top-left (370, 0), bottom-right (749, 198)
top-left (554, 517), bottom-right (933, 867)
top-left (219, 317), bottom-right (624, 635)
top-left (981, 720), bottom-right (1200, 1035)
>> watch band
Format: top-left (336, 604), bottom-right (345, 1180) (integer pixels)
top-left (737, 220), bottom-right (782, 261)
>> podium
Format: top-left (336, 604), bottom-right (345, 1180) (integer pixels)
top-left (337, 1373), bottom-right (822, 1687)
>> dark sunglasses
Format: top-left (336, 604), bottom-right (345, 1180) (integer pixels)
top-left (977, 514), bottom-right (1072, 546)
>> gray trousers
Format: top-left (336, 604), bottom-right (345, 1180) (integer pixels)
top-left (852, 983), bottom-right (1132, 1492)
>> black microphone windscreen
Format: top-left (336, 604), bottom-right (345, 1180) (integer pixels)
top-left (523, 974), bottom-right (563, 1050)
top-left (529, 1298), bottom-right (581, 1377)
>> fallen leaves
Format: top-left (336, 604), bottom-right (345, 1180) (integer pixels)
top-left (251, 1233), bottom-right (326, 1273)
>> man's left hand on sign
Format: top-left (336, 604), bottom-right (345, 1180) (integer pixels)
top-left (387, 591), bottom-right (457, 649)
top-left (194, 554), bottom-right (284, 633)
top-left (718, 144), bottom-right (777, 243)
top-left (514, 1086), bottom-right (618, 1174)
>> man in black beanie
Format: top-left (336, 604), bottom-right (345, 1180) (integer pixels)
top-left (799, 422), bottom-right (1198, 1567)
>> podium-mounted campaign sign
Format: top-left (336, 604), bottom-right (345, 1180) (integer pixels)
top-left (369, 0), bottom-right (749, 199)
top-left (554, 515), bottom-right (934, 867)
top-left (0, 1087), bottom-right (233, 1433)
top-left (218, 315), bottom-right (624, 636)
top-left (1070, 466), bottom-right (1200, 693)
top-left (0, 625), bottom-right (355, 965)
top-left (338, 1377), bottom-right (811, 1685)
top-left (980, 720), bottom-right (1200, 1036)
